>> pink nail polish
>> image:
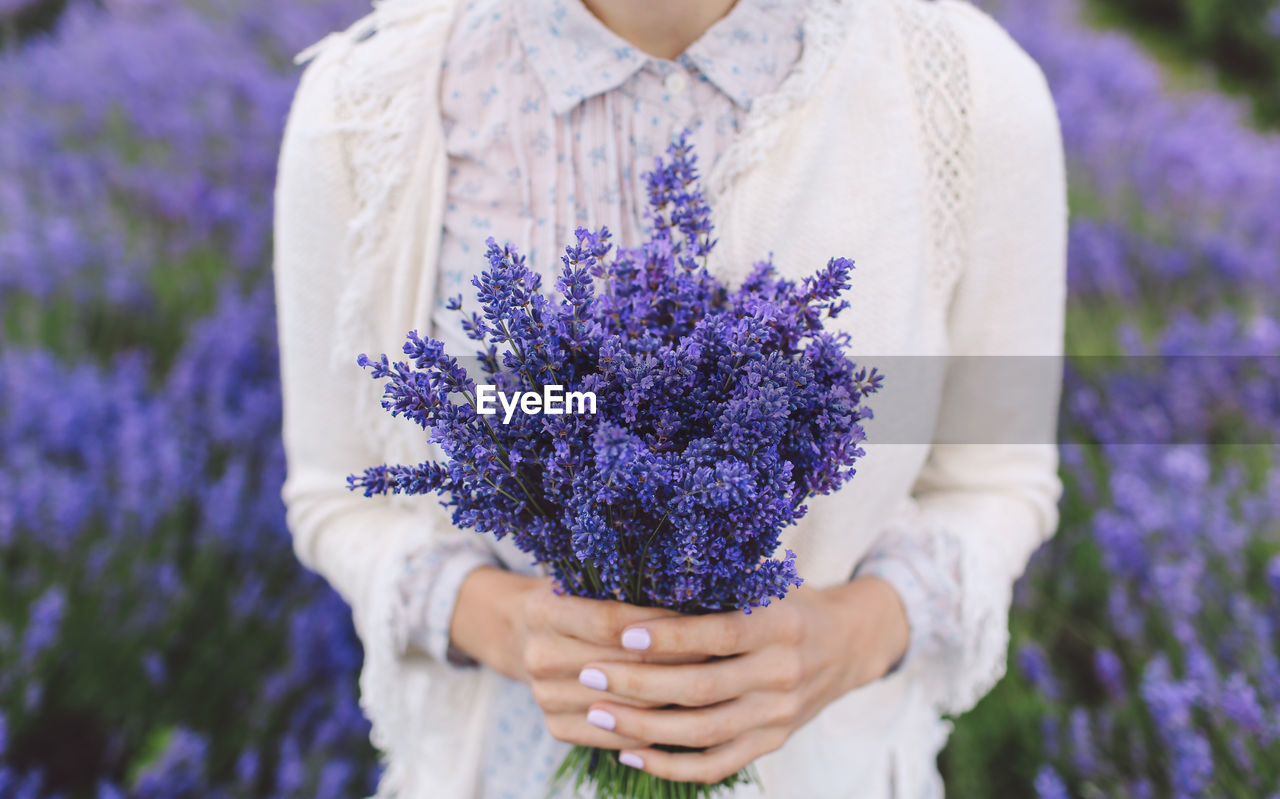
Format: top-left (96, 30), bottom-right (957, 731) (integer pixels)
top-left (621, 627), bottom-right (650, 650)
top-left (586, 709), bottom-right (616, 731)
top-left (619, 752), bottom-right (645, 769)
top-left (579, 668), bottom-right (608, 691)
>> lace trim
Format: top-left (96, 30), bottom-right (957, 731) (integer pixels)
top-left (291, 6), bottom-right (459, 797)
top-left (295, 0), bottom-right (458, 469)
top-left (396, 538), bottom-right (500, 665)
top-left (701, 0), bottom-right (854, 283)
top-left (864, 507), bottom-right (1015, 719)
top-left (312, 0), bottom-right (453, 373)
top-left (894, 0), bottom-right (974, 299)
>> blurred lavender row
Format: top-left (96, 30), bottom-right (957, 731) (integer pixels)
top-left (1, 2), bottom-right (381, 798)
top-left (1, 0), bottom-right (1279, 796)
top-left (953, 1), bottom-right (1280, 798)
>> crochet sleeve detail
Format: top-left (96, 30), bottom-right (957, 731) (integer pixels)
top-left (854, 0), bottom-right (1068, 718)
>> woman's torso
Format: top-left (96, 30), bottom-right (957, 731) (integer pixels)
top-left (423, 0), bottom-right (962, 795)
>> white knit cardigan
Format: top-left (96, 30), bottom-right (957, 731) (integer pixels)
top-left (271, 0), bottom-right (1067, 795)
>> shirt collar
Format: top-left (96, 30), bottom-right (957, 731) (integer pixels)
top-left (512, 0), bottom-right (647, 116)
top-left (513, 0), bottom-right (806, 115)
top-left (681, 0), bottom-right (805, 109)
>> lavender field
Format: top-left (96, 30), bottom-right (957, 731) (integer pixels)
top-left (1, 0), bottom-right (1278, 797)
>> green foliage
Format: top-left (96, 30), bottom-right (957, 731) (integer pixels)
top-left (0, 0), bottom-right (74, 48)
top-left (939, 676), bottom-right (1049, 798)
top-left (1090, 0), bottom-right (1280, 126)
top-left (1, 247), bottom-right (230, 370)
top-left (552, 745), bottom-right (758, 799)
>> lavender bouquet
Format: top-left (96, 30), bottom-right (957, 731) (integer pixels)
top-left (349, 132), bottom-right (881, 798)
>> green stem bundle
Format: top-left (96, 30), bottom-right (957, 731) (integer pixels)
top-left (550, 745), bottom-right (757, 799)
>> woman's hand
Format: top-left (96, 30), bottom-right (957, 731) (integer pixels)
top-left (574, 576), bottom-right (911, 783)
top-left (449, 567), bottom-right (699, 750)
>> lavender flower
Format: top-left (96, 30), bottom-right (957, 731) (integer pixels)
top-left (20, 587), bottom-right (65, 665)
top-left (1018, 642), bottom-right (1060, 702)
top-left (351, 131), bottom-right (880, 617)
top-left (1034, 765), bottom-right (1070, 799)
top-left (947, 2), bottom-right (1280, 795)
top-left (350, 133), bottom-right (878, 797)
top-left (1093, 648), bottom-right (1125, 698)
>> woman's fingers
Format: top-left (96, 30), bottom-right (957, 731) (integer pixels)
top-left (578, 648), bottom-right (801, 708)
top-left (584, 694), bottom-right (792, 750)
top-left (542, 712), bottom-right (651, 750)
top-left (530, 678), bottom-right (662, 713)
top-left (522, 633), bottom-right (652, 679)
top-left (534, 590), bottom-right (680, 649)
top-left (616, 604), bottom-right (798, 659)
top-left (528, 590), bottom-right (701, 665)
top-left (617, 727), bottom-right (789, 785)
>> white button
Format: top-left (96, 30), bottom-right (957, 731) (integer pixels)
top-left (664, 71), bottom-right (688, 96)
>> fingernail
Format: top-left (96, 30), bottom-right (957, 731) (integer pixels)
top-left (586, 709), bottom-right (616, 731)
top-left (579, 668), bottom-right (608, 691)
top-left (619, 752), bottom-right (645, 769)
top-left (621, 627), bottom-right (650, 650)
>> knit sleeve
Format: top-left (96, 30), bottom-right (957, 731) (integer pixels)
top-left (273, 32), bottom-right (469, 682)
top-left (398, 539), bottom-right (502, 666)
top-left (274, 19), bottom-right (509, 793)
top-left (856, 0), bottom-right (1068, 717)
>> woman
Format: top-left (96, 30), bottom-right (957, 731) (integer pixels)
top-left (271, 0), bottom-right (1066, 795)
